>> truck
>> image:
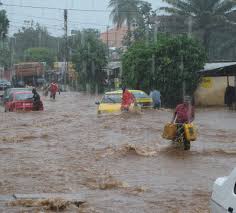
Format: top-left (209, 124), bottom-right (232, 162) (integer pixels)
top-left (12, 62), bottom-right (45, 87)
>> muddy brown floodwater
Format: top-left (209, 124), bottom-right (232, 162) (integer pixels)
top-left (0, 92), bottom-right (236, 212)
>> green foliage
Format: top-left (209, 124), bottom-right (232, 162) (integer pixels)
top-left (108, 0), bottom-right (141, 28)
top-left (108, 0), bottom-right (142, 46)
top-left (122, 42), bottom-right (153, 90)
top-left (24, 47), bottom-right (55, 67)
top-left (71, 29), bottom-right (107, 93)
top-left (131, 2), bottom-right (156, 43)
top-left (115, 1), bottom-right (156, 46)
top-left (12, 23), bottom-right (59, 62)
top-left (122, 34), bottom-right (207, 107)
top-left (0, 43), bottom-right (11, 69)
top-left (0, 10), bottom-right (9, 40)
top-left (160, 0), bottom-right (236, 54)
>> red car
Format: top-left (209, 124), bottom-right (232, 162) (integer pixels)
top-left (4, 91), bottom-right (43, 112)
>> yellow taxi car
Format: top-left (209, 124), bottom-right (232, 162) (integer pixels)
top-left (96, 90), bottom-right (153, 114)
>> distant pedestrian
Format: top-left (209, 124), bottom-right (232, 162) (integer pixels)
top-left (50, 81), bottom-right (59, 100)
top-left (150, 89), bottom-right (161, 109)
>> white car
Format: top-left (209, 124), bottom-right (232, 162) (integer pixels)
top-left (211, 168), bottom-right (236, 213)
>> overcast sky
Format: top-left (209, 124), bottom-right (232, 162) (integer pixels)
top-left (1, 0), bottom-right (167, 36)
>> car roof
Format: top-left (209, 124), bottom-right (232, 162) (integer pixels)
top-left (105, 90), bottom-right (146, 95)
top-left (9, 88), bottom-right (32, 91)
top-left (13, 91), bottom-right (32, 95)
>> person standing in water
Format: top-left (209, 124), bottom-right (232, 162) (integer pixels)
top-left (32, 88), bottom-right (42, 111)
top-left (171, 96), bottom-right (195, 150)
top-left (50, 81), bottom-right (59, 100)
top-left (121, 86), bottom-right (135, 111)
top-left (150, 89), bottom-right (161, 109)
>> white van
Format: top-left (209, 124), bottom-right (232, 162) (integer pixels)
top-left (211, 168), bottom-right (236, 213)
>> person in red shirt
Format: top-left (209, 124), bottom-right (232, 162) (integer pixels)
top-left (171, 96), bottom-right (195, 149)
top-left (121, 87), bottom-right (135, 111)
top-left (172, 96), bottom-right (195, 124)
top-left (50, 81), bottom-right (59, 100)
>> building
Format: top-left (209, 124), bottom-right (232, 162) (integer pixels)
top-left (195, 62), bottom-right (236, 106)
top-left (100, 26), bottom-right (128, 48)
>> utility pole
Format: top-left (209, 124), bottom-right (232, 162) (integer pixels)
top-left (106, 26), bottom-right (109, 59)
top-left (181, 54), bottom-right (186, 99)
top-left (64, 9), bottom-right (68, 87)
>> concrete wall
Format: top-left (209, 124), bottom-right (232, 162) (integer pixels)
top-left (195, 77), bottom-right (235, 106)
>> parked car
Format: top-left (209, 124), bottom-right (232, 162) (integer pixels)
top-left (36, 78), bottom-right (46, 86)
top-left (4, 91), bottom-right (44, 112)
top-left (96, 90), bottom-right (152, 114)
top-left (96, 92), bottom-right (122, 114)
top-left (1, 87), bottom-right (32, 105)
top-left (0, 79), bottom-right (11, 88)
top-left (211, 168), bottom-right (236, 213)
top-left (0, 80), bottom-right (11, 97)
top-left (131, 90), bottom-right (153, 108)
top-left (15, 80), bottom-right (25, 88)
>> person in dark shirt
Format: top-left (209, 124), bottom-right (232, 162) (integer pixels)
top-left (32, 88), bottom-right (41, 111)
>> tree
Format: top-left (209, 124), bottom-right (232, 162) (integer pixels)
top-left (71, 29), bottom-right (107, 93)
top-left (122, 34), bottom-right (207, 107)
top-left (128, 1), bottom-right (156, 43)
top-left (24, 47), bottom-right (55, 67)
top-left (12, 22), bottom-right (59, 62)
top-left (0, 10), bottom-right (10, 68)
top-left (160, 0), bottom-right (236, 53)
top-left (0, 44), bottom-right (11, 69)
top-left (108, 0), bottom-right (141, 45)
top-left (0, 10), bottom-right (9, 40)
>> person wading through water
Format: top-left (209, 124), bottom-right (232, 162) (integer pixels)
top-left (121, 86), bottom-right (135, 112)
top-left (171, 96), bottom-right (195, 149)
top-left (32, 88), bottom-right (42, 111)
top-left (50, 81), bottom-right (59, 100)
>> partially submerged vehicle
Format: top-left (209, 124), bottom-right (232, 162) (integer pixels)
top-left (211, 168), bottom-right (236, 213)
top-left (4, 91), bottom-right (44, 112)
top-left (1, 87), bottom-right (32, 105)
top-left (96, 90), bottom-right (152, 114)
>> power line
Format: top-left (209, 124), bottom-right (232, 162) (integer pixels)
top-left (2, 3), bottom-right (139, 13)
top-left (7, 12), bottom-right (109, 27)
top-left (2, 3), bottom-right (110, 12)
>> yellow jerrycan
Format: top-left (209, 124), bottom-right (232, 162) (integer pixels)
top-left (183, 123), bottom-right (197, 141)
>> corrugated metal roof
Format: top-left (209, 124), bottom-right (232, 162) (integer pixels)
top-left (204, 62), bottom-right (236, 71)
top-left (199, 62), bottom-right (236, 77)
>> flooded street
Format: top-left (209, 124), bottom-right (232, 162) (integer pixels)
top-left (0, 92), bottom-right (236, 212)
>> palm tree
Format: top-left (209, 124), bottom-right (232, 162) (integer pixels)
top-left (108, 0), bottom-right (141, 44)
top-left (160, 0), bottom-right (236, 52)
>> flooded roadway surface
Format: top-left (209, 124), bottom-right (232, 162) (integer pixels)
top-left (0, 92), bottom-right (236, 212)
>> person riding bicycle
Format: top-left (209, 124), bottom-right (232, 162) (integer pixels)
top-left (171, 96), bottom-right (195, 149)
top-left (172, 96), bottom-right (195, 124)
